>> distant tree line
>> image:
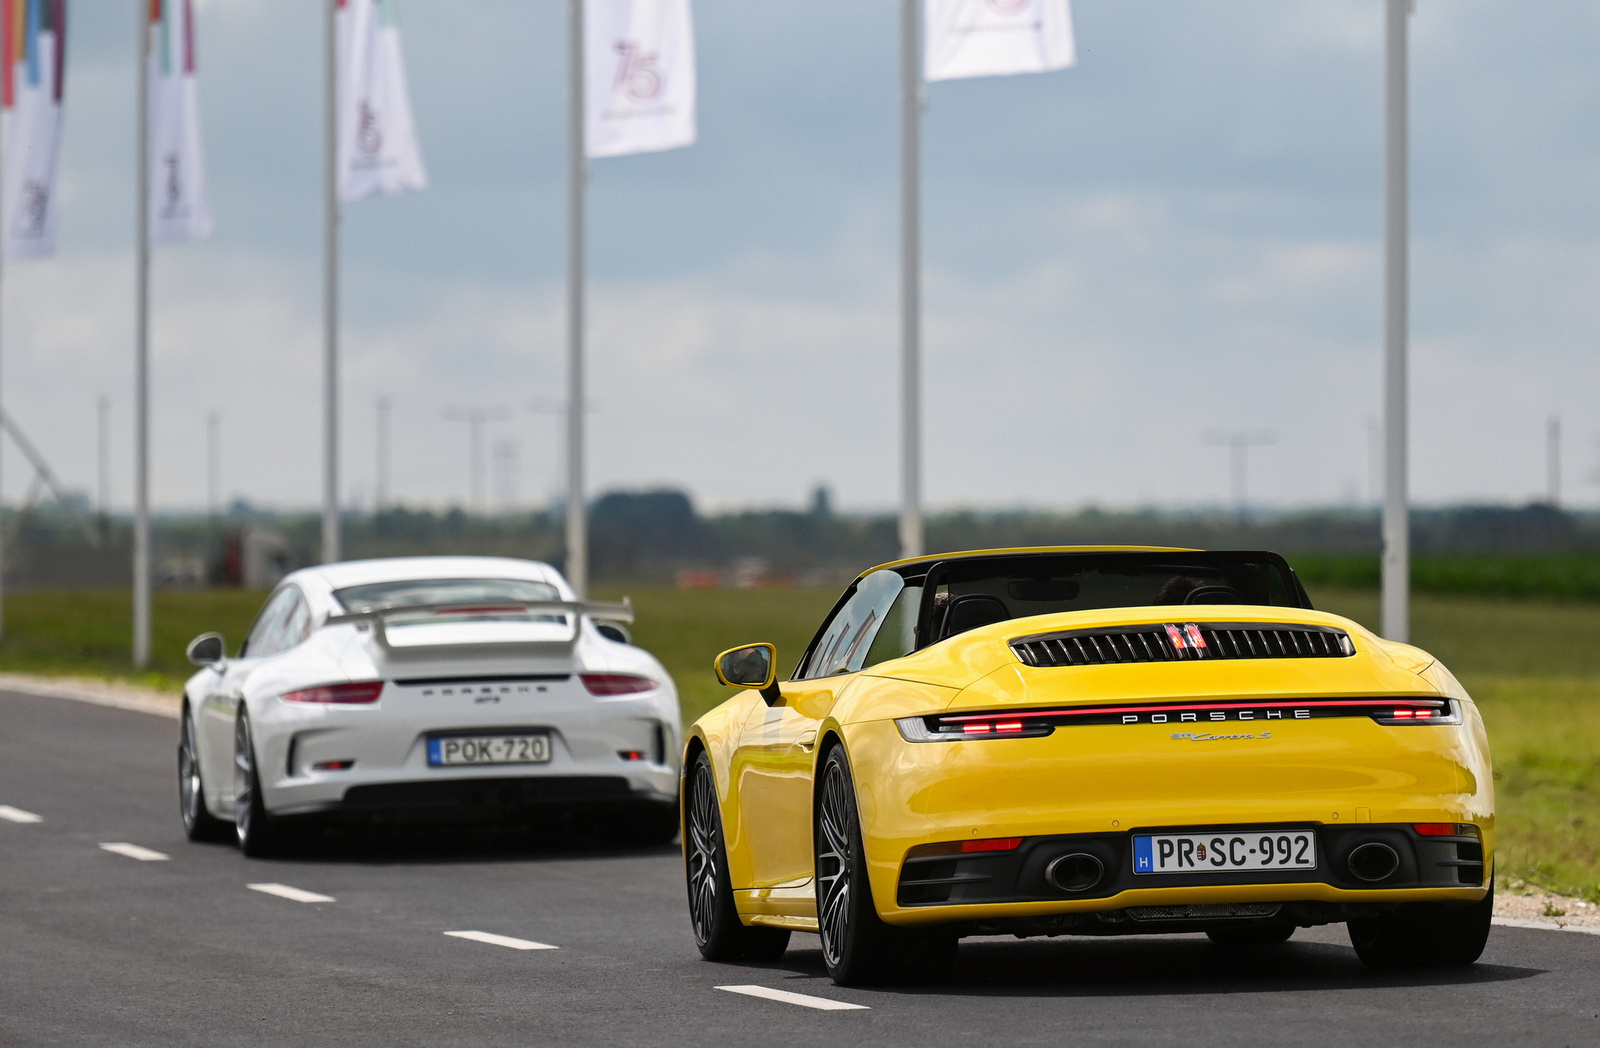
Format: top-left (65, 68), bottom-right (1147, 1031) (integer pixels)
top-left (8, 490), bottom-right (1600, 589)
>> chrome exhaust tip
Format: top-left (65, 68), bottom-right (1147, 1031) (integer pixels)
top-left (1347, 841), bottom-right (1401, 882)
top-left (1046, 852), bottom-right (1105, 893)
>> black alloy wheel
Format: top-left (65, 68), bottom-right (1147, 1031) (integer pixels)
top-left (815, 746), bottom-right (956, 986)
top-left (178, 708), bottom-right (230, 842)
top-left (684, 751), bottom-right (790, 962)
top-left (1348, 881), bottom-right (1494, 968)
top-left (233, 709), bottom-right (282, 858)
top-left (1206, 922), bottom-right (1296, 947)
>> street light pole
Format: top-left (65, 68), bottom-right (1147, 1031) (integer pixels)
top-left (898, 0), bottom-right (923, 560)
top-left (133, 0), bottom-right (152, 667)
top-left (566, 0), bottom-right (588, 597)
top-left (1381, 0), bottom-right (1411, 643)
top-left (322, 0), bottom-right (342, 565)
top-left (1547, 415), bottom-right (1561, 507)
top-left (1204, 431), bottom-right (1276, 520)
top-left (376, 396), bottom-right (390, 511)
top-left (445, 407), bottom-right (511, 513)
top-left (207, 411), bottom-right (220, 520)
top-left (98, 396), bottom-right (111, 520)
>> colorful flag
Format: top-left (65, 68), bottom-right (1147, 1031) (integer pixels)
top-left (147, 0), bottom-right (211, 244)
top-left (1, 0), bottom-right (64, 260)
top-left (584, 0), bottom-right (695, 159)
top-left (925, 0), bottom-right (1076, 82)
top-left (337, 0), bottom-right (427, 203)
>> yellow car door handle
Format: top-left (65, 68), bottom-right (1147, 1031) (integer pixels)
top-left (798, 730), bottom-right (818, 748)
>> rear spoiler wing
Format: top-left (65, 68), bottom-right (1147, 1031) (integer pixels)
top-left (323, 598), bottom-right (633, 653)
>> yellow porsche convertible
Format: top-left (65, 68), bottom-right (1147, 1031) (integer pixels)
top-left (681, 547), bottom-right (1494, 985)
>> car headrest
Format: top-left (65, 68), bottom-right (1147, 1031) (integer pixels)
top-left (940, 594), bottom-right (1010, 639)
top-left (1183, 585), bottom-right (1244, 605)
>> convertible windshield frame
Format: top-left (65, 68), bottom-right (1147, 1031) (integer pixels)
top-left (910, 550), bottom-right (1310, 652)
top-left (797, 551), bottom-right (1312, 672)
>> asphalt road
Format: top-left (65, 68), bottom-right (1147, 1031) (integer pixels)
top-left (3, 689), bottom-right (1598, 1047)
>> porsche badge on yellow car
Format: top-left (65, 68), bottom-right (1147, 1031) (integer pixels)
top-left (680, 547), bottom-right (1495, 985)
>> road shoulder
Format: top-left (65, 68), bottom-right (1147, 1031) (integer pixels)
top-left (0, 672), bottom-right (179, 719)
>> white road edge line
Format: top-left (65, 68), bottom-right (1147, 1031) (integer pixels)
top-left (98, 842), bottom-right (169, 862)
top-left (247, 883), bottom-right (335, 904)
top-left (0, 805), bottom-right (43, 824)
top-left (1494, 917), bottom-right (1600, 937)
top-left (443, 930), bottom-right (558, 951)
top-left (716, 985), bottom-right (869, 1011)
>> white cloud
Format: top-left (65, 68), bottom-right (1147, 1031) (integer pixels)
top-left (8, 0), bottom-right (1600, 516)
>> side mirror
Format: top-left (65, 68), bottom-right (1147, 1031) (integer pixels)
top-left (714, 643), bottom-right (781, 704)
top-left (186, 632), bottom-right (226, 667)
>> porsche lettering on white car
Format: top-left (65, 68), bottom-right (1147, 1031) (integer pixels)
top-left (175, 557), bottom-right (681, 856)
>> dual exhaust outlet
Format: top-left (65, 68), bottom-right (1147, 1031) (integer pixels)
top-left (1045, 852), bottom-right (1106, 893)
top-left (1346, 840), bottom-right (1401, 883)
top-left (1042, 839), bottom-right (1402, 894)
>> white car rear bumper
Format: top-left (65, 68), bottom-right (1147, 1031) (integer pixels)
top-left (249, 677), bottom-right (679, 817)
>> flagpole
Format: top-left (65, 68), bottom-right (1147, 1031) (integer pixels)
top-left (1380, 0), bottom-right (1409, 643)
top-left (565, 0), bottom-right (587, 598)
top-left (133, 0), bottom-right (152, 667)
top-left (898, 0), bottom-right (923, 560)
top-left (322, 0), bottom-right (341, 564)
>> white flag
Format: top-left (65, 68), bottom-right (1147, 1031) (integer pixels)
top-left (925, 0), bottom-right (1076, 83)
top-left (147, 0), bottom-right (212, 244)
top-left (1, 0), bottom-right (65, 261)
top-left (584, 0), bottom-right (696, 159)
top-left (338, 0), bottom-right (427, 203)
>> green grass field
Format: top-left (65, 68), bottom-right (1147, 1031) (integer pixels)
top-left (0, 584), bottom-right (1594, 900)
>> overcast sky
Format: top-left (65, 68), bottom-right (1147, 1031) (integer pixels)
top-left (6, 0), bottom-right (1600, 514)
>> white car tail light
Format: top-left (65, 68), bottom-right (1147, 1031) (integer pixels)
top-left (281, 681), bottom-right (385, 704)
top-left (581, 674), bottom-right (657, 696)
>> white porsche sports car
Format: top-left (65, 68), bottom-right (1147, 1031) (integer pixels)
top-left (177, 556), bottom-right (681, 855)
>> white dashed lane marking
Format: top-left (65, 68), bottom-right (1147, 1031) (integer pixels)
top-left (247, 883), bottom-right (335, 904)
top-left (98, 842), bottom-right (170, 861)
top-left (0, 805), bottom-right (43, 823)
top-left (444, 930), bottom-right (558, 951)
top-left (1495, 917), bottom-right (1600, 937)
top-left (715, 985), bottom-right (869, 1011)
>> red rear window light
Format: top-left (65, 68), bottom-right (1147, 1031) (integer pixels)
top-left (1415, 823), bottom-right (1479, 837)
top-left (281, 681), bottom-right (384, 704)
top-left (908, 837), bottom-right (1024, 859)
top-left (581, 674), bottom-right (658, 696)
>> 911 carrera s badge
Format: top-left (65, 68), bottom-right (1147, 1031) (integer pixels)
top-left (1170, 731), bottom-right (1273, 741)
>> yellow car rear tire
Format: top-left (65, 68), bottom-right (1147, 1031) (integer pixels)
top-left (816, 746), bottom-right (957, 986)
top-left (1347, 882), bottom-right (1493, 968)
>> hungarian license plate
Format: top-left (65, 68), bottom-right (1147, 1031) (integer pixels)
top-left (1133, 830), bottom-right (1317, 875)
top-left (427, 734), bottom-right (551, 767)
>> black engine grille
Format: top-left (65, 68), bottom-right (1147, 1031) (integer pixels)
top-left (1011, 623), bottom-right (1355, 668)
